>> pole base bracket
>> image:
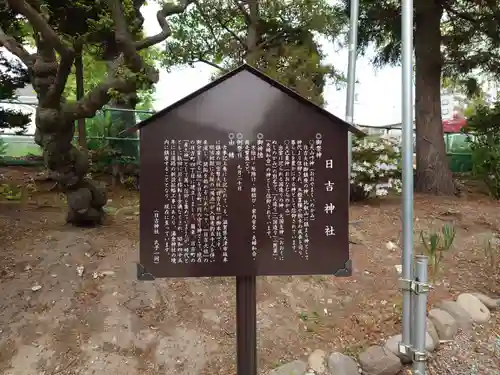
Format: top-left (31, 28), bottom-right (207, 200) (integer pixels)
top-left (398, 342), bottom-right (412, 356)
top-left (412, 350), bottom-right (428, 362)
top-left (398, 278), bottom-right (431, 294)
top-left (398, 343), bottom-right (428, 362)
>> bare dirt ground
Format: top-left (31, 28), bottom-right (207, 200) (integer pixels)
top-left (0, 167), bottom-right (498, 375)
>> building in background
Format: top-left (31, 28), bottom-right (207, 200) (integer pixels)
top-left (440, 90), bottom-right (467, 120)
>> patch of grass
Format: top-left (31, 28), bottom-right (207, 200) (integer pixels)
top-left (419, 223), bottom-right (457, 283)
top-left (0, 183), bottom-right (22, 201)
top-left (298, 310), bottom-right (322, 332)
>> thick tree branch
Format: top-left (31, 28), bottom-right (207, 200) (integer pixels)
top-left (7, 0), bottom-right (76, 106)
top-left (135, 0), bottom-right (195, 50)
top-left (233, 0), bottom-right (251, 24)
top-left (195, 58), bottom-right (227, 71)
top-left (106, 0), bottom-right (144, 71)
top-left (64, 75), bottom-right (136, 120)
top-left (256, 30), bottom-right (286, 51)
top-left (48, 48), bottom-right (77, 106)
top-left (6, 0), bottom-right (69, 55)
top-left (245, 0), bottom-right (260, 63)
top-left (0, 26), bottom-right (35, 67)
top-left (67, 0), bottom-right (168, 120)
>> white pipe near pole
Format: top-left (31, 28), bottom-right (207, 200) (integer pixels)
top-left (400, 0), bottom-right (415, 359)
top-left (346, 0), bottom-right (360, 200)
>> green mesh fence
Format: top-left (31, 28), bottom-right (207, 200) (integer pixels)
top-left (1, 114), bottom-right (475, 174)
top-left (445, 133), bottom-right (473, 173)
top-left (0, 107), bottom-right (151, 166)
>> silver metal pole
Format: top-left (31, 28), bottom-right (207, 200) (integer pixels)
top-left (413, 255), bottom-right (429, 375)
top-left (398, 0), bottom-right (415, 361)
top-left (346, 0), bottom-right (360, 199)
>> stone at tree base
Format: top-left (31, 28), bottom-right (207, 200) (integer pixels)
top-left (308, 349), bottom-right (327, 373)
top-left (268, 360), bottom-right (307, 375)
top-left (456, 293), bottom-right (491, 323)
top-left (472, 293), bottom-right (500, 310)
top-left (384, 332), bottom-right (436, 360)
top-left (327, 352), bottom-right (359, 375)
top-left (67, 206), bottom-right (104, 227)
top-left (82, 178), bottom-right (108, 207)
top-left (437, 300), bottom-right (473, 332)
top-left (358, 345), bottom-right (402, 375)
top-left (428, 308), bottom-right (459, 340)
top-left (426, 317), bottom-right (439, 348)
top-left (382, 334), bottom-right (411, 365)
top-left (67, 188), bottom-right (93, 212)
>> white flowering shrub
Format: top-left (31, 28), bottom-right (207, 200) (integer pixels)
top-left (350, 136), bottom-right (402, 201)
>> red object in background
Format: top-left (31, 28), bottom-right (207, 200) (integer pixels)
top-left (442, 117), bottom-right (467, 133)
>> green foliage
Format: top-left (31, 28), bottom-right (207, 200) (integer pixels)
top-left (346, 0), bottom-right (500, 79)
top-left (163, 0), bottom-right (346, 105)
top-left (419, 224), bottom-right (456, 283)
top-left (0, 183), bottom-right (22, 201)
top-left (88, 145), bottom-right (131, 173)
top-left (0, 138), bottom-right (8, 156)
top-left (43, 0), bottom-right (144, 46)
top-left (440, 2), bottom-right (500, 83)
top-left (463, 102), bottom-right (500, 198)
top-left (82, 110), bottom-right (139, 177)
top-left (85, 111), bottom-right (114, 150)
top-left (350, 136), bottom-right (402, 201)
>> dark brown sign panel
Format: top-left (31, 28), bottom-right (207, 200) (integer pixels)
top-left (138, 65), bottom-right (355, 278)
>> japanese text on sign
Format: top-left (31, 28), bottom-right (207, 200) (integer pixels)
top-left (150, 133), bottom-right (338, 264)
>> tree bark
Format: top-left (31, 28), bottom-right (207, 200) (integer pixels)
top-left (33, 38), bottom-right (107, 226)
top-left (75, 50), bottom-right (87, 150)
top-left (414, 0), bottom-right (457, 195)
top-left (245, 0), bottom-right (259, 64)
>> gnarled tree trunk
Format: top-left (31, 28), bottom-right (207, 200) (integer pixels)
top-left (1, 0), bottom-right (194, 226)
top-left (104, 45), bottom-right (139, 159)
top-left (414, 0), bottom-right (457, 195)
top-left (33, 38), bottom-right (107, 226)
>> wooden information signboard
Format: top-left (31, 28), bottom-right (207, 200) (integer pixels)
top-left (135, 64), bottom-right (363, 375)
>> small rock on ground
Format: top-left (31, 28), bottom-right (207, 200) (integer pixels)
top-left (327, 352), bottom-right (359, 375)
top-left (426, 317), bottom-right (439, 348)
top-left (308, 349), bottom-right (326, 374)
top-left (428, 308), bottom-right (459, 340)
top-left (358, 345), bottom-right (402, 375)
top-left (437, 300), bottom-right (473, 332)
top-left (472, 292), bottom-right (500, 310)
top-left (456, 293), bottom-right (491, 323)
top-left (269, 360), bottom-right (307, 375)
top-left (384, 332), bottom-right (436, 359)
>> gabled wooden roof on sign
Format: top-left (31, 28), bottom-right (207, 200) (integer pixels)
top-left (130, 63), bottom-right (365, 137)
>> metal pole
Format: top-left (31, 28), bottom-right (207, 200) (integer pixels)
top-left (346, 0), bottom-right (360, 199)
top-left (413, 255), bottom-right (429, 375)
top-left (398, 0), bottom-right (415, 361)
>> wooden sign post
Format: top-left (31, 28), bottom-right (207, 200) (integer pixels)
top-left (136, 64), bottom-right (362, 375)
